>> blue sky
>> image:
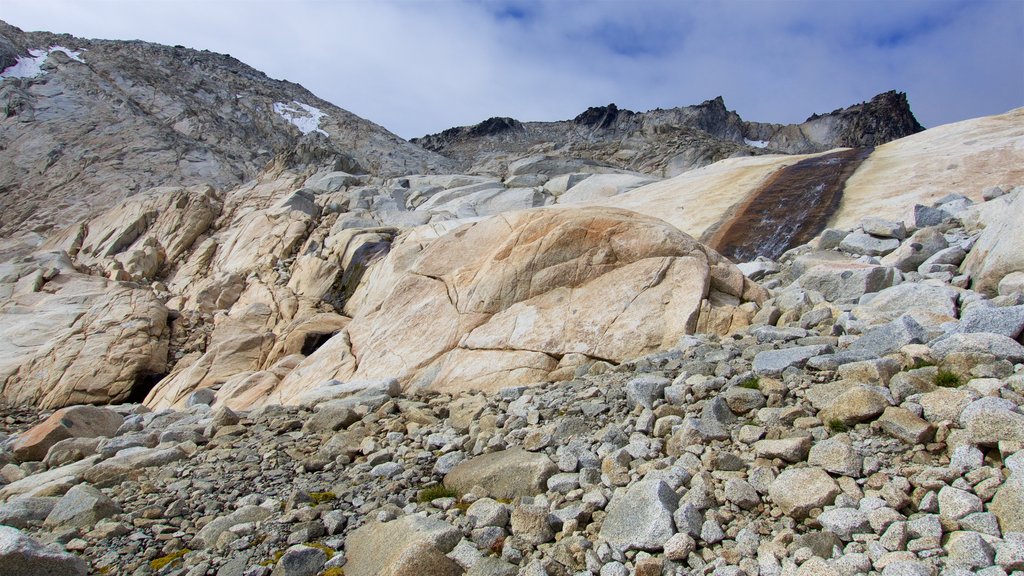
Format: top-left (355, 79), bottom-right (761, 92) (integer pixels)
top-left (4, 0), bottom-right (1023, 139)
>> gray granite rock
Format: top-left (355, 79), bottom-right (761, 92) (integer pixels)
top-left (768, 468), bottom-right (840, 519)
top-left (270, 545), bottom-right (327, 576)
top-left (444, 447), bottom-right (557, 499)
top-left (817, 507), bottom-right (870, 541)
top-left (840, 232), bottom-right (900, 257)
top-left (753, 344), bottom-right (833, 375)
top-left (43, 483), bottom-right (120, 530)
top-left (848, 315), bottom-right (928, 357)
top-left (0, 525), bottom-right (88, 576)
top-left (599, 479), bottom-right (678, 552)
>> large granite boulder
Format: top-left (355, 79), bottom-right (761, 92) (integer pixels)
top-left (271, 206), bottom-right (766, 403)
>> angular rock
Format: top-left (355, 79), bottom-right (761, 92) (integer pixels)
top-left (270, 545), bottom-right (327, 576)
top-left (880, 227), bottom-right (948, 272)
top-left (818, 386), bottom-right (890, 426)
top-left (0, 497), bottom-right (58, 529)
top-left (768, 468), bottom-right (840, 519)
top-left (861, 217), bottom-right (906, 239)
top-left (798, 263), bottom-right (895, 304)
top-left (931, 332), bottom-right (1024, 364)
top-left (12, 405), bottom-right (124, 462)
top-left (599, 479), bottom-right (679, 552)
top-left (753, 345), bottom-right (833, 376)
top-left (849, 315), bottom-right (930, 358)
top-left (808, 436), bottom-right (862, 477)
top-left (873, 407), bottom-right (935, 444)
top-left (839, 232), bottom-right (900, 257)
top-left (945, 530), bottom-right (994, 569)
top-left (754, 437), bottom-right (811, 463)
top-left (43, 484), bottom-right (120, 530)
top-left (191, 505), bottom-right (274, 549)
top-left (991, 473), bottom-right (1024, 533)
top-left (345, 515), bottom-right (462, 576)
top-left (817, 507), bottom-right (870, 541)
top-left (510, 504), bottom-right (553, 545)
top-left (937, 486), bottom-right (983, 521)
top-left (961, 189), bottom-right (1024, 295)
top-left (0, 525), bottom-right (88, 576)
top-left (444, 447), bottom-right (557, 499)
top-left (953, 304), bottom-right (1024, 339)
top-left (626, 375), bottom-right (670, 409)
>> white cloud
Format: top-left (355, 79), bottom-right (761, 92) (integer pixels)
top-left (3, 0), bottom-right (1022, 138)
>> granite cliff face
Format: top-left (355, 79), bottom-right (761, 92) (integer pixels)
top-left (0, 21), bottom-right (454, 239)
top-left (413, 91), bottom-right (924, 177)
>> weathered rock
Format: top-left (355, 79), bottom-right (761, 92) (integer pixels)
top-left (961, 189), bottom-right (1024, 295)
top-left (753, 345), bottom-right (833, 375)
top-left (274, 207), bottom-right (765, 403)
top-left (344, 515), bottom-right (462, 576)
top-left (0, 497), bottom-right (58, 529)
top-left (43, 483), bottom-right (120, 530)
top-left (991, 473), bottom-right (1024, 533)
top-left (768, 468), bottom-right (840, 518)
top-left (599, 479), bottom-right (678, 552)
top-left (817, 507), bottom-right (870, 541)
top-left (0, 525), bottom-right (88, 576)
top-left (12, 405), bottom-right (124, 462)
top-left (444, 447), bottom-right (557, 499)
top-left (808, 435), bottom-right (862, 477)
top-left (931, 332), bottom-right (1024, 364)
top-left (880, 227), bottom-right (948, 272)
top-left (873, 407), bottom-right (935, 444)
top-left (839, 232), bottom-right (900, 256)
top-left (818, 386), bottom-right (890, 426)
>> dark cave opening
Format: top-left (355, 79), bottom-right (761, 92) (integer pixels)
top-left (127, 371), bottom-right (166, 404)
top-left (301, 331), bottom-right (338, 356)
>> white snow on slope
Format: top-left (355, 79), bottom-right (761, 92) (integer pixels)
top-left (1, 46), bottom-right (84, 80)
top-left (273, 101), bottom-right (329, 136)
top-left (744, 138), bottom-right (770, 149)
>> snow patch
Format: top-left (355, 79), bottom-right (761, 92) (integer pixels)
top-left (744, 138), bottom-right (770, 149)
top-left (1, 46), bottom-right (85, 80)
top-left (273, 101), bottom-right (329, 137)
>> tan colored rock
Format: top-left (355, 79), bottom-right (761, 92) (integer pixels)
top-left (12, 405), bottom-right (124, 462)
top-left (344, 515), bottom-right (462, 576)
top-left (961, 189), bottom-right (1024, 295)
top-left (0, 263), bottom-right (168, 408)
top-left (818, 385), bottom-right (891, 426)
top-left (444, 447), bottom-right (557, 499)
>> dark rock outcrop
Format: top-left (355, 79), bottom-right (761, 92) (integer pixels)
top-left (414, 92), bottom-right (924, 178)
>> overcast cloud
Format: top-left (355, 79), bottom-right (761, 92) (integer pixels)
top-left (4, 0), bottom-right (1023, 138)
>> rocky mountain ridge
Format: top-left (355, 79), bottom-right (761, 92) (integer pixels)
top-left (0, 20), bottom-right (454, 239)
top-left (412, 91), bottom-right (924, 177)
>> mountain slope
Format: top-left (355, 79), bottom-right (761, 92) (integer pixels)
top-left (0, 20), bottom-right (454, 237)
top-left (413, 91), bottom-right (924, 177)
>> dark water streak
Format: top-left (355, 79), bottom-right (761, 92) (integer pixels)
top-left (708, 147), bottom-right (874, 263)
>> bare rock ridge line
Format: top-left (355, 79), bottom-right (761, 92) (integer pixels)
top-left (707, 147), bottom-right (874, 262)
top-left (414, 91), bottom-right (923, 178)
top-left (0, 20), bottom-right (454, 238)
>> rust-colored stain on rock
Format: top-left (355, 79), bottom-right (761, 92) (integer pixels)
top-left (707, 147), bottom-right (874, 262)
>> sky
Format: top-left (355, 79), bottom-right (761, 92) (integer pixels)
top-left (4, 0), bottom-right (1023, 139)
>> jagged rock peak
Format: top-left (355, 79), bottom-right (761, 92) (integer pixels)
top-left (414, 91), bottom-right (925, 178)
top-left (573, 103), bottom-right (635, 128)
